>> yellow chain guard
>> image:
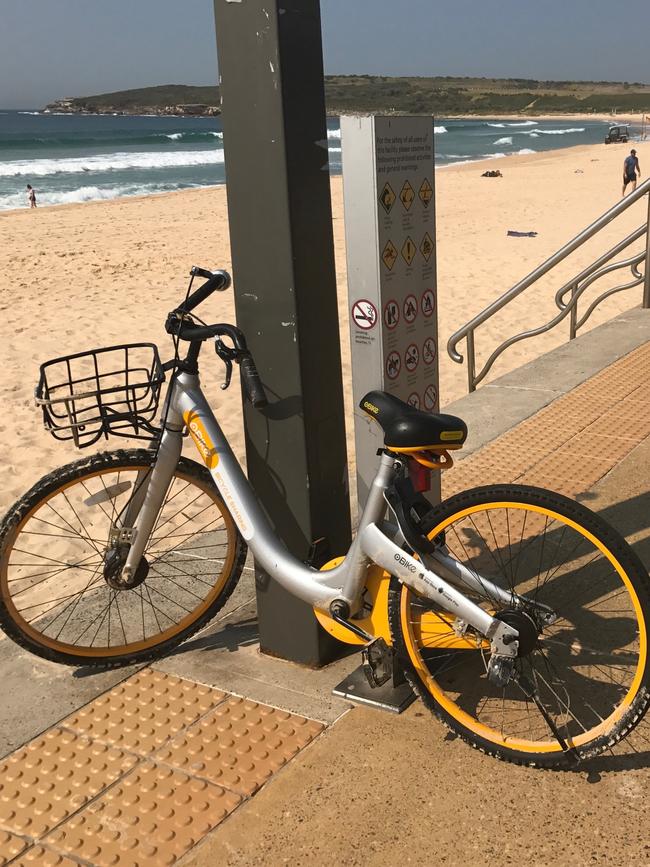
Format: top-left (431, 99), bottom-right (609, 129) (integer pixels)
top-left (314, 558), bottom-right (392, 646)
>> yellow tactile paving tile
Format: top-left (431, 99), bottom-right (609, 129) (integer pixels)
top-left (0, 829), bottom-right (30, 865)
top-left (444, 342), bottom-right (650, 499)
top-left (61, 669), bottom-right (226, 757)
top-left (43, 761), bottom-right (241, 867)
top-left (12, 845), bottom-right (81, 866)
top-left (0, 729), bottom-right (137, 840)
top-left (154, 697), bottom-right (325, 795)
top-left (561, 433), bottom-right (639, 462)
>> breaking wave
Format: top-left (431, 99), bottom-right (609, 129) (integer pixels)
top-left (532, 127), bottom-right (585, 135)
top-left (0, 149), bottom-right (227, 178)
top-left (0, 182), bottom-right (200, 211)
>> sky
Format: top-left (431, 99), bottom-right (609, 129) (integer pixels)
top-left (1, 0), bottom-right (649, 109)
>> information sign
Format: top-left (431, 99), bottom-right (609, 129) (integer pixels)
top-left (342, 115), bottom-right (440, 506)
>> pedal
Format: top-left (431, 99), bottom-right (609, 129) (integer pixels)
top-left (362, 637), bottom-right (394, 688)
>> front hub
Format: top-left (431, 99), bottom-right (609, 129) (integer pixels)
top-left (103, 546), bottom-right (149, 590)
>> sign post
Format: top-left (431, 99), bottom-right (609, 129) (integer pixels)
top-left (342, 116), bottom-right (440, 507)
top-left (213, 0), bottom-right (352, 666)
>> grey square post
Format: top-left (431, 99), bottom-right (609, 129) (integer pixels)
top-left (213, 0), bottom-right (352, 665)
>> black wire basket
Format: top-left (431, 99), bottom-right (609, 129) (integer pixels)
top-left (35, 343), bottom-right (165, 448)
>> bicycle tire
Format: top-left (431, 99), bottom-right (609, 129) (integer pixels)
top-left (388, 484), bottom-right (650, 768)
top-left (0, 448), bottom-right (246, 667)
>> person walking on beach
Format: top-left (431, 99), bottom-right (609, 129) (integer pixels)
top-left (26, 184), bottom-right (36, 208)
top-left (622, 150), bottom-right (640, 197)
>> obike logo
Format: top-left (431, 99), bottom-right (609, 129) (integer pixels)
top-left (394, 553), bottom-right (417, 573)
top-left (363, 401), bottom-right (380, 415)
top-left (183, 412), bottom-right (219, 469)
top-left (213, 469), bottom-right (253, 540)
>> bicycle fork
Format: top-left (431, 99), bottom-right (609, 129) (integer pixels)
top-left (111, 428), bottom-right (183, 587)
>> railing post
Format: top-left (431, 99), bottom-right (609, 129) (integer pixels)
top-left (467, 331), bottom-right (476, 392)
top-left (642, 193), bottom-right (650, 310)
top-left (569, 283), bottom-right (578, 339)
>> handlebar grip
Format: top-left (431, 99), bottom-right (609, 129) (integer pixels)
top-left (177, 269), bottom-right (231, 314)
top-left (239, 355), bottom-right (268, 408)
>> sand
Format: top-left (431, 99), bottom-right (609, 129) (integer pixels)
top-left (0, 137), bottom-right (647, 516)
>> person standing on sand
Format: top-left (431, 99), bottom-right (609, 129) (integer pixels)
top-left (26, 184), bottom-right (36, 208)
top-left (622, 149), bottom-right (640, 197)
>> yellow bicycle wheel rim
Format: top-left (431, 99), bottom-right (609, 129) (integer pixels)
top-left (400, 501), bottom-right (648, 754)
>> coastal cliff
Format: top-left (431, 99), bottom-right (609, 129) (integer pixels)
top-left (43, 77), bottom-right (650, 117)
top-left (44, 85), bottom-right (222, 116)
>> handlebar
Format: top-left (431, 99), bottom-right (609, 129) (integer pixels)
top-left (165, 268), bottom-right (268, 408)
top-left (176, 267), bottom-right (231, 315)
top-left (239, 354), bottom-right (268, 408)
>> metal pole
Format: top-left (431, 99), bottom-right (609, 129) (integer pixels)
top-left (213, 0), bottom-right (351, 666)
top-left (466, 331), bottom-right (476, 393)
top-left (569, 284), bottom-right (578, 339)
top-left (642, 194), bottom-right (650, 310)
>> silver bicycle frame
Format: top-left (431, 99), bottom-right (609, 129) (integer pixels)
top-left (121, 371), bottom-right (520, 655)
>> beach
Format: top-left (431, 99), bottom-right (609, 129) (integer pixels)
top-left (0, 137), bottom-right (647, 514)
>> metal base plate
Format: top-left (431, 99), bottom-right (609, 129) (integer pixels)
top-left (332, 664), bottom-right (416, 713)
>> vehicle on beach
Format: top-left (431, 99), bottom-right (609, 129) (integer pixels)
top-left (1, 266), bottom-right (649, 769)
top-left (605, 124), bottom-right (629, 144)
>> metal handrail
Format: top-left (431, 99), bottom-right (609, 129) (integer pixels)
top-left (447, 177), bottom-right (650, 392)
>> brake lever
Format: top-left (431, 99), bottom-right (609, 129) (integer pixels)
top-left (215, 338), bottom-right (237, 391)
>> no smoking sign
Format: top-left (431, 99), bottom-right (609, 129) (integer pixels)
top-left (351, 299), bottom-right (378, 331)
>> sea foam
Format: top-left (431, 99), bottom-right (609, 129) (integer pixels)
top-left (0, 182), bottom-right (198, 211)
top-left (0, 149), bottom-right (228, 178)
top-left (532, 127), bottom-right (585, 135)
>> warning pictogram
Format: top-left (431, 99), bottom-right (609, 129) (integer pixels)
top-left (401, 236), bottom-right (417, 266)
top-left (386, 351), bottom-right (401, 380)
top-left (383, 299), bottom-right (400, 330)
top-left (400, 180), bottom-right (415, 211)
top-left (379, 182), bottom-right (396, 214)
top-left (419, 177), bottom-right (433, 208)
top-left (420, 232), bottom-right (434, 262)
top-left (351, 299), bottom-right (378, 331)
top-left (407, 392), bottom-right (421, 410)
top-left (382, 240), bottom-right (398, 271)
top-left (423, 384), bottom-right (438, 411)
top-left (403, 294), bottom-right (418, 324)
top-left (405, 343), bottom-right (419, 373)
top-left (422, 337), bottom-right (436, 365)
top-left (421, 289), bottom-right (435, 318)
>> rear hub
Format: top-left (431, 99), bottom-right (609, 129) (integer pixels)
top-left (494, 609), bottom-right (540, 657)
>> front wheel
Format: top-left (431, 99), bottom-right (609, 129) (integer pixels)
top-left (389, 484), bottom-right (650, 768)
top-left (0, 449), bottom-right (246, 666)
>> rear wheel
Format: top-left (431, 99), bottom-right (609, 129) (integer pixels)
top-left (389, 485), bottom-right (650, 767)
top-left (0, 449), bottom-right (246, 666)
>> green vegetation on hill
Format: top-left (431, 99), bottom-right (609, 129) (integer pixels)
top-left (46, 77), bottom-right (650, 116)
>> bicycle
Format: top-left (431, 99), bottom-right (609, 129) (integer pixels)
top-left (1, 265), bottom-right (649, 769)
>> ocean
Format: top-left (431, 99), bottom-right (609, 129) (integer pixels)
top-left (0, 111), bottom-right (628, 212)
